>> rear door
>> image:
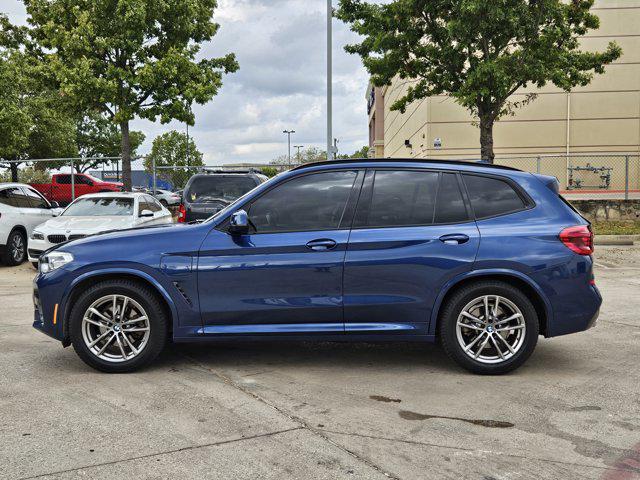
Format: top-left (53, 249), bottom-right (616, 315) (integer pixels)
top-left (343, 169), bottom-right (480, 335)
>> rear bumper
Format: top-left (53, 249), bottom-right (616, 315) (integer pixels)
top-left (547, 284), bottom-right (602, 337)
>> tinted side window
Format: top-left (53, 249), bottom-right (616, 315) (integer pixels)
top-left (0, 189), bottom-right (16, 207)
top-left (138, 200), bottom-right (150, 215)
top-left (8, 187), bottom-right (32, 208)
top-left (365, 170), bottom-right (439, 227)
top-left (23, 188), bottom-right (49, 209)
top-left (56, 175), bottom-right (71, 185)
top-left (145, 195), bottom-right (162, 212)
top-left (463, 174), bottom-right (526, 219)
top-left (248, 171), bottom-right (357, 233)
top-left (434, 173), bottom-right (468, 224)
top-left (74, 175), bottom-right (91, 185)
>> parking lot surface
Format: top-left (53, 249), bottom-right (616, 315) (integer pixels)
top-left (1, 247), bottom-right (639, 480)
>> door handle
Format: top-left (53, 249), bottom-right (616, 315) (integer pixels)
top-left (306, 239), bottom-right (337, 251)
top-left (439, 234), bottom-right (470, 245)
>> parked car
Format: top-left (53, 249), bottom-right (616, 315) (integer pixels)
top-left (0, 183), bottom-right (62, 266)
top-left (30, 173), bottom-right (123, 206)
top-left (32, 159), bottom-right (601, 374)
top-left (150, 188), bottom-right (181, 207)
top-left (28, 192), bottom-right (172, 265)
top-left (178, 171), bottom-right (267, 223)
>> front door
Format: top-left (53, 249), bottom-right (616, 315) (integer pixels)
top-left (343, 169), bottom-right (480, 335)
top-left (197, 169), bottom-right (363, 335)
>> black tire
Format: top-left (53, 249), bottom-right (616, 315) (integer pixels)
top-left (440, 280), bottom-right (539, 375)
top-left (69, 280), bottom-right (168, 373)
top-left (2, 229), bottom-right (27, 266)
top-left (160, 199), bottom-right (168, 207)
top-left (31, 262), bottom-right (39, 269)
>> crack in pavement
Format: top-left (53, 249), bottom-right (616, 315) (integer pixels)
top-left (321, 429), bottom-right (638, 475)
top-left (180, 353), bottom-right (401, 480)
top-left (15, 426), bottom-right (304, 480)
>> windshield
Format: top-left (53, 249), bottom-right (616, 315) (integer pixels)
top-left (84, 173), bottom-right (105, 183)
top-left (186, 176), bottom-right (258, 203)
top-left (63, 197), bottom-right (134, 216)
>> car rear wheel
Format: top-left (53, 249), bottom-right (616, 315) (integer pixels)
top-left (440, 280), bottom-right (539, 375)
top-left (3, 229), bottom-right (26, 266)
top-left (69, 280), bottom-right (168, 373)
top-left (160, 199), bottom-right (169, 207)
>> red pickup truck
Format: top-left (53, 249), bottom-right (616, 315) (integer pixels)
top-left (30, 173), bottom-right (124, 205)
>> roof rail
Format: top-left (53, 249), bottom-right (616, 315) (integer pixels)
top-left (289, 158), bottom-right (522, 172)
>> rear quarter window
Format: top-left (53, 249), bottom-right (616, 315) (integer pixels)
top-left (463, 174), bottom-right (527, 219)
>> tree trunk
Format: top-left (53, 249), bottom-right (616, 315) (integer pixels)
top-left (10, 162), bottom-right (19, 182)
top-left (120, 120), bottom-right (132, 191)
top-left (479, 115), bottom-right (495, 163)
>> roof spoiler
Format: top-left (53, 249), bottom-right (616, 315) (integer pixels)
top-left (532, 173), bottom-right (560, 194)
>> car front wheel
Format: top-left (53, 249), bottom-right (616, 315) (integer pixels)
top-left (440, 280), bottom-right (539, 375)
top-left (3, 229), bottom-right (26, 266)
top-left (69, 280), bottom-right (168, 373)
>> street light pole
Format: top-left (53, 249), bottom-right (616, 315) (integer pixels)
top-left (327, 0), bottom-right (333, 161)
top-left (294, 145), bottom-right (304, 164)
top-left (283, 130), bottom-right (295, 167)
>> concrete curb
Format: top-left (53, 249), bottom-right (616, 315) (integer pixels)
top-left (594, 234), bottom-right (639, 245)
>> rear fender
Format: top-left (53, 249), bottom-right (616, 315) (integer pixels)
top-left (428, 268), bottom-right (553, 336)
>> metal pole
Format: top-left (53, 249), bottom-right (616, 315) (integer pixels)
top-left (536, 156), bottom-right (541, 174)
top-left (283, 130), bottom-right (295, 167)
top-left (625, 155), bottom-right (629, 201)
top-left (152, 156), bottom-right (157, 194)
top-left (186, 122), bottom-right (190, 167)
top-left (70, 158), bottom-right (75, 201)
top-left (327, 0), bottom-right (333, 161)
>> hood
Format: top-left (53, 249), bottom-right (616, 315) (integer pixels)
top-left (40, 216), bottom-right (133, 234)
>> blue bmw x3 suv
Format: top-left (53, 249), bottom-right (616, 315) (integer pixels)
top-left (33, 159), bottom-right (601, 374)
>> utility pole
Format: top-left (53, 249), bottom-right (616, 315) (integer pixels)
top-left (186, 122), bottom-right (190, 167)
top-left (283, 130), bottom-right (295, 167)
top-left (294, 145), bottom-right (304, 164)
top-left (327, 0), bottom-right (333, 161)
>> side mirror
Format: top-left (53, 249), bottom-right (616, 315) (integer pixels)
top-left (49, 201), bottom-right (60, 208)
top-left (87, 181), bottom-right (94, 187)
top-left (139, 209), bottom-right (154, 218)
top-left (229, 209), bottom-right (249, 235)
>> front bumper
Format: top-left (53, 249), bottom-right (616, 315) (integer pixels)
top-left (32, 269), bottom-right (72, 344)
top-left (28, 237), bottom-right (54, 263)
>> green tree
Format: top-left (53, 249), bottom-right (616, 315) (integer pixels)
top-left (260, 166), bottom-right (279, 178)
top-left (75, 112), bottom-right (145, 173)
top-left (336, 0), bottom-right (621, 162)
top-left (144, 130), bottom-right (204, 188)
top-left (0, 39), bottom-right (76, 181)
top-left (24, 0), bottom-right (238, 189)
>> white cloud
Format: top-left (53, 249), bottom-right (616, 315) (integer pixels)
top-left (2, 0), bottom-right (371, 165)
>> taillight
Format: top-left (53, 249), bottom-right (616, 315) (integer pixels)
top-left (559, 225), bottom-right (594, 255)
top-left (177, 204), bottom-right (186, 223)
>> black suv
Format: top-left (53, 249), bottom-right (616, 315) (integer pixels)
top-left (178, 170), bottom-right (268, 223)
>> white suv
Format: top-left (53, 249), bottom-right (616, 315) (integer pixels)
top-left (0, 183), bottom-right (61, 266)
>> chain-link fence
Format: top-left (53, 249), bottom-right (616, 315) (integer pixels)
top-left (3, 154), bottom-right (639, 203)
top-left (491, 154), bottom-right (640, 200)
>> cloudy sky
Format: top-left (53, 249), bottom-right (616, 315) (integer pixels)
top-left (2, 0), bottom-right (372, 166)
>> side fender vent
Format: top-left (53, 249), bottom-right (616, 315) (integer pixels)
top-left (173, 282), bottom-right (193, 306)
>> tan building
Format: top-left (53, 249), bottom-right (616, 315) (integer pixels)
top-left (367, 1), bottom-right (640, 190)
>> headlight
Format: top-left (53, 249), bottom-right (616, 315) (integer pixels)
top-left (31, 231), bottom-right (44, 240)
top-left (39, 251), bottom-right (74, 274)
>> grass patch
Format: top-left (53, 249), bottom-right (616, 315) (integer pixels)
top-left (592, 221), bottom-right (640, 236)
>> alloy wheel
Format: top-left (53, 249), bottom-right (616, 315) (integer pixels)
top-left (81, 294), bottom-right (151, 363)
top-left (455, 295), bottom-right (526, 364)
top-left (11, 234), bottom-right (25, 263)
